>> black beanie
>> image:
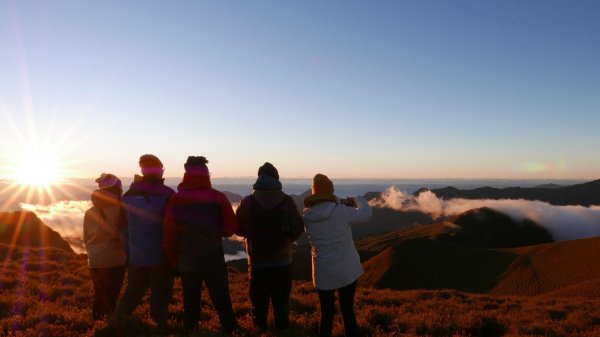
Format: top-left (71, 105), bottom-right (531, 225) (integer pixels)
top-left (258, 162), bottom-right (279, 180)
top-left (184, 156), bottom-right (209, 173)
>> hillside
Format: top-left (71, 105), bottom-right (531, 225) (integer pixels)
top-left (491, 237), bottom-right (600, 297)
top-left (359, 207), bottom-right (553, 293)
top-left (358, 208), bottom-right (600, 298)
top-left (3, 243), bottom-right (600, 336)
top-left (417, 179), bottom-right (600, 206)
top-left (0, 211), bottom-right (74, 254)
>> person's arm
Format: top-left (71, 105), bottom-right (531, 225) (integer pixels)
top-left (347, 196), bottom-right (372, 225)
top-left (221, 193), bottom-right (239, 237)
top-left (117, 206), bottom-right (128, 230)
top-left (162, 197), bottom-right (179, 267)
top-left (82, 209), bottom-right (96, 247)
top-left (234, 197), bottom-right (250, 237)
top-left (286, 197), bottom-right (304, 242)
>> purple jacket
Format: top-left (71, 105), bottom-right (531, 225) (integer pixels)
top-left (123, 175), bottom-right (175, 267)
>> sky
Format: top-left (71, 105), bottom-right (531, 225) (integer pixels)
top-left (0, 1), bottom-right (599, 180)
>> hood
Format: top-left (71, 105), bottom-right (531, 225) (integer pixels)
top-left (91, 189), bottom-right (121, 209)
top-left (252, 189), bottom-right (287, 209)
top-left (253, 175), bottom-right (282, 191)
top-left (177, 172), bottom-right (211, 191)
top-left (126, 178), bottom-right (174, 197)
top-left (302, 201), bottom-right (336, 222)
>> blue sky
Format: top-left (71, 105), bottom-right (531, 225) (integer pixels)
top-left (0, 1), bottom-right (599, 179)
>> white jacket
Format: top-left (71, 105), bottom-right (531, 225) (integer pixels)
top-left (302, 196), bottom-right (372, 290)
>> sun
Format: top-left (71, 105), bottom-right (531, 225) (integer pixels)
top-left (14, 149), bottom-right (63, 186)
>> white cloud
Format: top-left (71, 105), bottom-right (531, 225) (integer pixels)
top-left (370, 186), bottom-right (600, 242)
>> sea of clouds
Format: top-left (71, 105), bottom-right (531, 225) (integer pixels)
top-left (18, 185), bottom-right (600, 254)
top-left (369, 186), bottom-right (600, 242)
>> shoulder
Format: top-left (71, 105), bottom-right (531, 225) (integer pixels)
top-left (210, 188), bottom-right (232, 203)
top-left (240, 195), bottom-right (255, 206)
top-left (84, 207), bottom-right (101, 223)
top-left (84, 207), bottom-right (96, 217)
top-left (162, 185), bottom-right (176, 195)
top-left (125, 182), bottom-right (174, 197)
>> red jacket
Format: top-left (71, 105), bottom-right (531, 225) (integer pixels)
top-left (163, 174), bottom-right (238, 271)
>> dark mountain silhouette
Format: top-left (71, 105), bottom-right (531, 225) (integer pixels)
top-left (358, 207), bottom-right (559, 293)
top-left (0, 211), bottom-right (74, 254)
top-left (361, 237), bottom-right (517, 292)
top-left (534, 183), bottom-right (563, 189)
top-left (416, 179), bottom-right (600, 206)
top-left (441, 207), bottom-right (553, 248)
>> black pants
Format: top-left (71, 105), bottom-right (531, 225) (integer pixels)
top-left (89, 265), bottom-right (126, 320)
top-left (180, 265), bottom-right (237, 333)
top-left (249, 263), bottom-right (293, 330)
top-left (113, 262), bottom-right (174, 325)
top-left (317, 281), bottom-right (358, 337)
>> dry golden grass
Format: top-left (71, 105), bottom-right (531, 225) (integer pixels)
top-left (2, 243), bottom-right (600, 336)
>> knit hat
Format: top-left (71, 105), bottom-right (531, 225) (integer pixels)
top-left (184, 156), bottom-right (210, 176)
top-left (139, 154), bottom-right (164, 176)
top-left (95, 173), bottom-right (122, 190)
top-left (304, 173), bottom-right (337, 207)
top-left (257, 162), bottom-right (279, 180)
top-left (312, 173), bottom-right (334, 195)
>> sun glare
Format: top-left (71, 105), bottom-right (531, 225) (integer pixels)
top-left (14, 149), bottom-right (62, 186)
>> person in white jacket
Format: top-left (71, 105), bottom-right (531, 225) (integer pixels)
top-left (302, 174), bottom-right (372, 337)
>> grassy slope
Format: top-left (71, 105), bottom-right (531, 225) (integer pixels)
top-left (3, 244), bottom-right (600, 336)
top-left (359, 223), bottom-right (600, 299)
top-left (491, 237), bottom-right (600, 297)
top-left (361, 238), bottom-right (517, 293)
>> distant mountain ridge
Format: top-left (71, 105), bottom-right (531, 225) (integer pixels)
top-left (416, 179), bottom-right (600, 206)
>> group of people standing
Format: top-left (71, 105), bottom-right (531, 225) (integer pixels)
top-left (83, 154), bottom-right (372, 336)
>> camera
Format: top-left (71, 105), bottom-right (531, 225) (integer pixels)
top-left (339, 198), bottom-right (357, 208)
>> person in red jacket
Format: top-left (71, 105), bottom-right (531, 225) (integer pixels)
top-left (163, 156), bottom-right (239, 335)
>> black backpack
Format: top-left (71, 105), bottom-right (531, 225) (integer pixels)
top-left (246, 195), bottom-right (291, 256)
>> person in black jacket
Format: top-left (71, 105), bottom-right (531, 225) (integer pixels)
top-left (235, 162), bottom-right (304, 331)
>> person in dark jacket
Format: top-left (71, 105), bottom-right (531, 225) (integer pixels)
top-left (111, 154), bottom-right (175, 329)
top-left (235, 162), bottom-right (304, 330)
top-left (83, 173), bottom-right (127, 320)
top-left (163, 156), bottom-right (239, 334)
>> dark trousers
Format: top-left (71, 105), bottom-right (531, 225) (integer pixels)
top-left (317, 281), bottom-right (358, 337)
top-left (113, 262), bottom-right (174, 325)
top-left (180, 266), bottom-right (237, 333)
top-left (249, 263), bottom-right (293, 330)
top-left (89, 265), bottom-right (126, 320)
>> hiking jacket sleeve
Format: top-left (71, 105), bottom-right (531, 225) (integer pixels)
top-left (162, 196), bottom-right (179, 267)
top-left (286, 197), bottom-right (304, 242)
top-left (347, 196), bottom-right (372, 225)
top-left (235, 197), bottom-right (251, 237)
top-left (220, 193), bottom-right (238, 237)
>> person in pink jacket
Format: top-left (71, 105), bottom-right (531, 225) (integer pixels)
top-left (163, 156), bottom-right (239, 335)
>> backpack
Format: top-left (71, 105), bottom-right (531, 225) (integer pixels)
top-left (246, 195), bottom-right (291, 257)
